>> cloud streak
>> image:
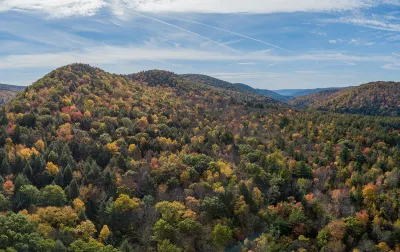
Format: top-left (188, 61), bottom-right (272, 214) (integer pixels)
top-left (0, 0), bottom-right (385, 18)
top-left (329, 16), bottom-right (400, 32)
top-left (160, 14), bottom-right (293, 53)
top-left (124, 10), bottom-right (237, 52)
top-left (0, 45), bottom-right (395, 70)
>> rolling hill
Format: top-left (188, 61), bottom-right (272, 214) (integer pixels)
top-left (290, 81), bottom-right (400, 116)
top-left (1, 64), bottom-right (400, 251)
top-left (181, 74), bottom-right (288, 102)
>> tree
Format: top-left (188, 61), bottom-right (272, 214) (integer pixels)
top-left (75, 220), bottom-right (96, 241)
top-left (113, 194), bottom-right (139, 213)
top-left (0, 193), bottom-right (11, 211)
top-left (212, 224), bottom-right (233, 249)
top-left (40, 185), bottom-right (67, 206)
top-left (63, 164), bottom-right (73, 185)
top-left (0, 158), bottom-right (10, 176)
top-left (16, 185), bottom-right (40, 209)
top-left (201, 197), bottom-right (227, 219)
top-left (153, 219), bottom-right (174, 241)
top-left (46, 162), bottom-right (59, 176)
top-left (68, 179), bottom-right (79, 199)
top-left (99, 225), bottom-right (111, 243)
top-left (158, 239), bottom-right (182, 252)
top-left (119, 240), bottom-right (134, 252)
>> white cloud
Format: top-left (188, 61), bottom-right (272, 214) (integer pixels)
top-left (0, 0), bottom-right (378, 18)
top-left (0, 0), bottom-right (106, 18)
top-left (329, 40), bottom-right (337, 44)
top-left (0, 45), bottom-right (395, 70)
top-left (237, 62), bottom-right (257, 65)
top-left (330, 17), bottom-right (400, 31)
top-left (382, 62), bottom-right (400, 70)
top-left (115, 0), bottom-right (368, 14)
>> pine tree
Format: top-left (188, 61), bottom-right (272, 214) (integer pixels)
top-left (63, 164), bottom-right (73, 185)
top-left (0, 158), bottom-right (10, 176)
top-left (119, 240), bottom-right (134, 252)
top-left (69, 179), bottom-right (79, 199)
top-left (23, 162), bottom-right (33, 181)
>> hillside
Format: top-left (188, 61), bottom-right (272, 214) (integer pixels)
top-left (0, 83), bottom-right (25, 104)
top-left (181, 74), bottom-right (288, 102)
top-left (290, 81), bottom-right (400, 116)
top-left (1, 64), bottom-right (400, 251)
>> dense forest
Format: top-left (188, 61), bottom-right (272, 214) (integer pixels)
top-left (290, 82), bottom-right (400, 116)
top-left (0, 64), bottom-right (400, 251)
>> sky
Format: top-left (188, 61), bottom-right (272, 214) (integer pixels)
top-left (0, 0), bottom-right (399, 89)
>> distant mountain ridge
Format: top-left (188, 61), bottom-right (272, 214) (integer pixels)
top-left (180, 74), bottom-right (288, 102)
top-left (290, 81), bottom-right (400, 116)
top-left (0, 83), bottom-right (25, 104)
top-left (274, 87), bottom-right (347, 98)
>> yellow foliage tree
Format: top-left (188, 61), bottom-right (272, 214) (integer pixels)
top-left (99, 225), bottom-right (111, 243)
top-left (75, 220), bottom-right (97, 241)
top-left (34, 140), bottom-right (45, 152)
top-left (73, 198), bottom-right (85, 213)
top-left (106, 141), bottom-right (120, 155)
top-left (114, 194), bottom-right (139, 212)
top-left (46, 162), bottom-right (59, 176)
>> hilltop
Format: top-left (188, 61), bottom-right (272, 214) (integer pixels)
top-left (290, 81), bottom-right (400, 116)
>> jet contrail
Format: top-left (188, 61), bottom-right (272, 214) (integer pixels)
top-left (123, 9), bottom-right (238, 53)
top-left (161, 14), bottom-right (294, 53)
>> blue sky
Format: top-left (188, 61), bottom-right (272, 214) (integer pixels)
top-left (0, 0), bottom-right (399, 89)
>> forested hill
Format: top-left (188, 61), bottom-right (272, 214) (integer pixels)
top-left (290, 81), bottom-right (400, 116)
top-left (2, 63), bottom-right (400, 251)
top-left (181, 74), bottom-right (288, 102)
top-left (0, 83), bottom-right (25, 105)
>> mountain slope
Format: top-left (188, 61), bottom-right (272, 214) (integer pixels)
top-left (0, 83), bottom-right (25, 104)
top-left (2, 64), bottom-right (400, 251)
top-left (181, 74), bottom-right (288, 102)
top-left (290, 81), bottom-right (400, 116)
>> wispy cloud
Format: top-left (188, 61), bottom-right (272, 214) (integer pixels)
top-left (237, 62), bottom-right (257, 65)
top-left (0, 0), bottom-right (106, 18)
top-left (0, 0), bottom-right (384, 19)
top-left (159, 14), bottom-right (293, 53)
top-left (329, 16), bottom-right (400, 32)
top-left (123, 10), bottom-right (237, 52)
top-left (112, 0), bottom-right (370, 14)
top-left (0, 45), bottom-right (396, 70)
top-left (383, 62), bottom-right (400, 70)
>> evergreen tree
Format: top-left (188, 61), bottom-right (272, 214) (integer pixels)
top-left (0, 158), bottom-right (10, 176)
top-left (69, 179), bottom-right (79, 199)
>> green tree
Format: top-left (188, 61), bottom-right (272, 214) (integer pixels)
top-left (40, 185), bottom-right (66, 206)
top-left (16, 185), bottom-right (40, 209)
top-left (158, 240), bottom-right (182, 252)
top-left (212, 224), bottom-right (233, 249)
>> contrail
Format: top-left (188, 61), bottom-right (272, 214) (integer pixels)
top-left (161, 14), bottom-right (294, 53)
top-left (123, 9), bottom-right (237, 53)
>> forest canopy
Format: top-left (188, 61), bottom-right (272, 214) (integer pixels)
top-left (0, 64), bottom-right (399, 251)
